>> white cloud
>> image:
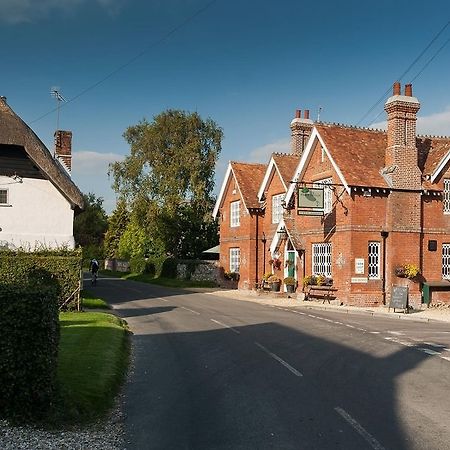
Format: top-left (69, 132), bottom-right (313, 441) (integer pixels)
top-left (0, 0), bottom-right (122, 24)
top-left (370, 106), bottom-right (450, 136)
top-left (248, 137), bottom-right (290, 163)
top-left (72, 150), bottom-right (124, 176)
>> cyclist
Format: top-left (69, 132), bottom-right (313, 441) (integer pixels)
top-left (90, 258), bottom-right (99, 285)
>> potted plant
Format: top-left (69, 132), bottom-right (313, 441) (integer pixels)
top-left (395, 264), bottom-right (420, 280)
top-left (268, 275), bottom-right (281, 292)
top-left (283, 276), bottom-right (297, 293)
top-left (268, 258), bottom-right (282, 271)
top-left (302, 275), bottom-right (317, 289)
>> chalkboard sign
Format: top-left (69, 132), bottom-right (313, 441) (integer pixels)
top-left (389, 286), bottom-right (408, 312)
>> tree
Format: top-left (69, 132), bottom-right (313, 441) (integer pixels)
top-left (103, 198), bottom-right (129, 259)
top-left (73, 193), bottom-right (108, 252)
top-left (110, 110), bottom-right (222, 258)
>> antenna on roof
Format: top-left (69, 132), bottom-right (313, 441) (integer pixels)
top-left (50, 86), bottom-right (67, 132)
top-left (317, 106), bottom-right (322, 123)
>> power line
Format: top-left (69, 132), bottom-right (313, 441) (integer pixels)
top-left (357, 19), bottom-right (450, 127)
top-left (30, 0), bottom-right (218, 124)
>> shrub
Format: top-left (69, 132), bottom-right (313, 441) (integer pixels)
top-left (0, 283), bottom-right (60, 421)
top-left (144, 260), bottom-right (156, 276)
top-left (0, 249), bottom-right (82, 310)
top-left (263, 272), bottom-right (273, 281)
top-left (268, 275), bottom-right (281, 283)
top-left (224, 271), bottom-right (240, 281)
top-left (160, 257), bottom-right (178, 278)
top-left (302, 275), bottom-right (317, 288)
top-left (130, 256), bottom-right (147, 274)
top-left (283, 276), bottom-right (296, 285)
top-left (316, 274), bottom-right (326, 286)
top-left (403, 263), bottom-right (420, 279)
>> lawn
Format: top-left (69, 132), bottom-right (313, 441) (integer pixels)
top-left (80, 289), bottom-right (110, 309)
top-left (56, 311), bottom-right (129, 424)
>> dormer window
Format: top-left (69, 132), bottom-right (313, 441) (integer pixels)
top-left (272, 193), bottom-right (284, 223)
top-left (230, 200), bottom-right (240, 227)
top-left (444, 179), bottom-right (450, 214)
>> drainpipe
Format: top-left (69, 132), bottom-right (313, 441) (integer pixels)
top-left (262, 232), bottom-right (267, 277)
top-left (255, 211), bottom-right (259, 289)
top-left (381, 231), bottom-right (389, 305)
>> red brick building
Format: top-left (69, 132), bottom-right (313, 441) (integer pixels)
top-left (214, 83), bottom-right (450, 307)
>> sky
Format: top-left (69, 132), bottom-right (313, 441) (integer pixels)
top-left (2, 0), bottom-right (450, 213)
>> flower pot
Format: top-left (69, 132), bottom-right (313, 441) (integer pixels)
top-left (286, 284), bottom-right (296, 293)
top-left (271, 281), bottom-right (281, 292)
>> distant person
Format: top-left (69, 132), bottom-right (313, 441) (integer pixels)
top-left (90, 258), bottom-right (99, 285)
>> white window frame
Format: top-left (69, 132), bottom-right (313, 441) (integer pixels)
top-left (443, 243), bottom-right (450, 279)
top-left (0, 189), bottom-right (8, 205)
top-left (272, 193), bottom-right (284, 224)
top-left (368, 241), bottom-right (381, 279)
top-left (229, 248), bottom-right (240, 273)
top-left (444, 179), bottom-right (450, 214)
top-left (230, 200), bottom-right (240, 227)
top-left (314, 178), bottom-right (333, 214)
top-left (312, 242), bottom-right (332, 277)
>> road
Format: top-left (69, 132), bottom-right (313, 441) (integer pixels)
top-left (92, 275), bottom-right (450, 450)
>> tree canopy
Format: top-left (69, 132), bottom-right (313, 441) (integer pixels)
top-left (110, 110), bottom-right (222, 259)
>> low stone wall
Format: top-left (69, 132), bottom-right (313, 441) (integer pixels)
top-left (177, 260), bottom-right (221, 282)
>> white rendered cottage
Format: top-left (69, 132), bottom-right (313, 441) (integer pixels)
top-left (0, 96), bottom-right (84, 250)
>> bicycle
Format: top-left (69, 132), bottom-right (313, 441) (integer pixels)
top-left (91, 271), bottom-right (98, 286)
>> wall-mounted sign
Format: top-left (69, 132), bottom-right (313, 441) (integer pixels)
top-left (297, 187), bottom-right (324, 216)
top-left (355, 258), bottom-right (365, 275)
top-left (351, 277), bottom-right (368, 283)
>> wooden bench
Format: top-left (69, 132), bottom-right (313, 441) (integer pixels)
top-left (303, 285), bottom-right (338, 304)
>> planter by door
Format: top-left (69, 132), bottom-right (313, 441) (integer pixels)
top-left (286, 284), bottom-right (296, 293)
top-left (271, 281), bottom-right (281, 292)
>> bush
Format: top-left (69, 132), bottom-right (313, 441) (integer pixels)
top-left (0, 283), bottom-right (60, 421)
top-left (263, 272), bottom-right (274, 281)
top-left (160, 257), bottom-right (178, 278)
top-left (130, 256), bottom-right (147, 274)
top-left (283, 276), bottom-right (296, 285)
top-left (224, 271), bottom-right (240, 281)
top-left (144, 260), bottom-right (156, 276)
top-left (268, 275), bottom-right (281, 283)
top-left (302, 275), bottom-right (316, 288)
top-left (0, 249), bottom-right (82, 310)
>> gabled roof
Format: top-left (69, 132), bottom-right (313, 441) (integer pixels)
top-left (0, 97), bottom-right (84, 211)
top-left (418, 136), bottom-right (450, 183)
top-left (269, 217), bottom-right (305, 255)
top-left (257, 153), bottom-right (298, 200)
top-left (212, 161), bottom-right (266, 218)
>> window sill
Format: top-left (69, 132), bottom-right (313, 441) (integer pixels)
top-left (0, 204), bottom-right (12, 207)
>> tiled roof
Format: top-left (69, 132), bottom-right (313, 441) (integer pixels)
top-left (418, 136), bottom-right (450, 177)
top-left (284, 217), bottom-right (305, 250)
top-left (315, 124), bottom-right (388, 188)
top-left (231, 161), bottom-right (266, 209)
top-left (272, 153), bottom-right (298, 185)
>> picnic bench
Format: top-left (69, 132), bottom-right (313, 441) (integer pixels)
top-left (303, 285), bottom-right (338, 303)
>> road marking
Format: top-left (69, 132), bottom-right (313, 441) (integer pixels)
top-left (334, 407), bottom-right (385, 450)
top-left (369, 331), bottom-right (380, 334)
top-left (181, 306), bottom-right (201, 315)
top-left (423, 342), bottom-right (446, 348)
top-left (418, 348), bottom-right (441, 356)
top-left (210, 319), bottom-right (240, 334)
top-left (254, 342), bottom-right (303, 377)
top-left (387, 331), bottom-right (404, 336)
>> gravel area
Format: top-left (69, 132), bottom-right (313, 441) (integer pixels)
top-left (0, 401), bottom-right (125, 450)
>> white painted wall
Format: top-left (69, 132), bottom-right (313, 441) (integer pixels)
top-left (0, 175), bottom-right (75, 250)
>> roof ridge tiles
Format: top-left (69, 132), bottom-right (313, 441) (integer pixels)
top-left (317, 121), bottom-right (386, 133)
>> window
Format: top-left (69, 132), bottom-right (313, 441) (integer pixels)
top-left (443, 244), bottom-right (450, 279)
top-left (230, 200), bottom-right (240, 227)
top-left (272, 193), bottom-right (284, 223)
top-left (314, 178), bottom-right (333, 214)
top-left (444, 179), bottom-right (450, 214)
top-left (368, 241), bottom-right (381, 279)
top-left (230, 248), bottom-right (240, 273)
top-left (0, 189), bottom-right (8, 205)
top-left (312, 243), bottom-right (332, 277)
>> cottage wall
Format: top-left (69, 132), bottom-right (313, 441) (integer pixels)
top-left (0, 175), bottom-right (75, 249)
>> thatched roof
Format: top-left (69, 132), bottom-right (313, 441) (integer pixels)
top-left (0, 96), bottom-right (84, 212)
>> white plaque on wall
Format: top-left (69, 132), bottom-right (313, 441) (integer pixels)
top-left (355, 258), bottom-right (365, 275)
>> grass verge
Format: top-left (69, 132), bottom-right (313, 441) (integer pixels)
top-left (54, 311), bottom-right (129, 425)
top-left (81, 289), bottom-right (110, 309)
top-left (101, 270), bottom-right (216, 288)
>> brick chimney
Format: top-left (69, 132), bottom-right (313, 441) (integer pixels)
top-left (383, 82), bottom-right (421, 189)
top-left (290, 109), bottom-right (313, 156)
top-left (54, 130), bottom-right (72, 174)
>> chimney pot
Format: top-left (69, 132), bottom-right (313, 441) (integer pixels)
top-left (295, 109), bottom-right (301, 119)
top-left (304, 110), bottom-right (310, 119)
top-left (393, 81), bottom-right (401, 96)
top-left (404, 83), bottom-right (413, 97)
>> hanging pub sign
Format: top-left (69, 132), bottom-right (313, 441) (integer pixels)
top-left (297, 186), bottom-right (324, 216)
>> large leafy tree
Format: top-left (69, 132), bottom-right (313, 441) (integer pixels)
top-left (103, 198), bottom-right (129, 259)
top-left (73, 193), bottom-right (108, 248)
top-left (110, 110), bottom-right (222, 258)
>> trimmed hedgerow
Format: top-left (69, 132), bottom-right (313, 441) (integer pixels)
top-left (0, 283), bottom-right (60, 421)
top-left (130, 256), bottom-right (146, 274)
top-left (0, 249), bottom-right (82, 309)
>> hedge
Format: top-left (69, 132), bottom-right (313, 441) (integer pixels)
top-left (0, 283), bottom-right (60, 420)
top-left (0, 249), bottom-right (82, 309)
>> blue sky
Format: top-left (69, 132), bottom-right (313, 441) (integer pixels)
top-left (2, 0), bottom-right (450, 212)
